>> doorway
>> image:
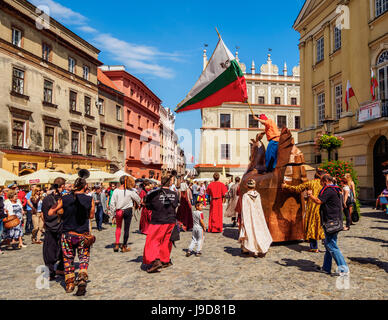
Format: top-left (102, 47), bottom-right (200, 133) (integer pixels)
top-left (373, 136), bottom-right (388, 197)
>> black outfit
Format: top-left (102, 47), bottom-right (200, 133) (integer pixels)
top-left (61, 193), bottom-right (92, 234)
top-left (318, 185), bottom-right (343, 228)
top-left (42, 193), bottom-right (64, 275)
top-left (0, 196), bottom-right (5, 220)
top-left (121, 208), bottom-right (133, 245)
top-left (145, 188), bottom-right (179, 225)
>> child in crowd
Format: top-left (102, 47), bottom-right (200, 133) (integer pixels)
top-left (186, 202), bottom-right (206, 257)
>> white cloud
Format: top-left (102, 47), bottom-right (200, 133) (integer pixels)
top-left (93, 33), bottom-right (176, 78)
top-left (77, 25), bottom-right (98, 34)
top-left (30, 0), bottom-right (178, 79)
top-left (30, 0), bottom-right (87, 25)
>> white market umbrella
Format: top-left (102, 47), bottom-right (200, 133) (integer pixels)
top-left (0, 168), bottom-right (24, 186)
top-left (20, 169), bottom-right (70, 185)
top-left (69, 168), bottom-right (116, 184)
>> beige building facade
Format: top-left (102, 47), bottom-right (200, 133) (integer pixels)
top-left (196, 52), bottom-right (301, 179)
top-left (0, 0), bottom-right (110, 176)
top-left (293, 0), bottom-right (388, 201)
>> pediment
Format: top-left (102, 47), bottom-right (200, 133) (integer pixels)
top-left (293, 0), bottom-right (324, 29)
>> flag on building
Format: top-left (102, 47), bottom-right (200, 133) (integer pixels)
top-left (175, 38), bottom-right (247, 113)
top-left (345, 80), bottom-right (355, 111)
top-left (370, 68), bottom-right (378, 101)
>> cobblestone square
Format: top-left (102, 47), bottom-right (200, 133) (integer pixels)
top-left (0, 207), bottom-right (387, 300)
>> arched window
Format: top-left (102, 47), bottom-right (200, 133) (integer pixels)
top-left (377, 50), bottom-right (388, 102)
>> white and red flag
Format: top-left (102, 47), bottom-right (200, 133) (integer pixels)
top-left (345, 80), bottom-right (355, 111)
top-left (370, 68), bottom-right (378, 101)
top-left (175, 36), bottom-right (247, 113)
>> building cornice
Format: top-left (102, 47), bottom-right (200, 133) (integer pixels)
top-left (2, 0), bottom-right (101, 59)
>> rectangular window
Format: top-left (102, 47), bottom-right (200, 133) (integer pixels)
top-left (221, 144), bottom-right (231, 160)
top-left (295, 116), bottom-right (301, 130)
top-left (220, 114), bottom-right (231, 128)
top-left (98, 98), bottom-right (104, 115)
top-left (277, 115), bottom-right (287, 128)
top-left (376, 0), bottom-right (388, 17)
top-left (43, 80), bottom-right (53, 103)
top-left (86, 134), bottom-right (93, 155)
top-left (274, 97), bottom-right (281, 105)
top-left (83, 66), bottom-right (89, 80)
top-left (12, 28), bottom-right (22, 47)
top-left (68, 57), bottom-right (75, 73)
top-left (71, 131), bottom-right (79, 153)
top-left (101, 131), bottom-right (105, 148)
top-left (44, 126), bottom-right (54, 151)
top-left (317, 92), bottom-right (325, 125)
top-left (334, 26), bottom-right (341, 51)
top-left (378, 66), bottom-right (387, 100)
top-left (129, 139), bottom-right (132, 157)
top-left (127, 110), bottom-right (131, 125)
top-left (12, 68), bottom-right (24, 94)
top-left (291, 97), bottom-right (297, 105)
top-left (69, 91), bottom-right (77, 111)
top-left (138, 115), bottom-right (141, 127)
top-left (12, 120), bottom-right (25, 148)
top-left (118, 136), bottom-right (123, 152)
top-left (335, 84), bottom-right (343, 120)
top-left (42, 43), bottom-right (51, 61)
top-left (146, 119), bottom-right (149, 129)
top-left (258, 96), bottom-right (265, 104)
top-left (316, 37), bottom-right (324, 63)
top-left (84, 96), bottom-right (91, 115)
top-left (249, 114), bottom-right (259, 128)
top-left (116, 105), bottom-right (122, 121)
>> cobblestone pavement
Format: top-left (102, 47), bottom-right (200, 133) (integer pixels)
top-left (0, 207), bottom-right (387, 300)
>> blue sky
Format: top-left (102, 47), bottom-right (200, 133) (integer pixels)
top-left (31, 0), bottom-right (305, 166)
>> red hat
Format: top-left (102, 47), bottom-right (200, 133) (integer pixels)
top-left (259, 114), bottom-right (268, 120)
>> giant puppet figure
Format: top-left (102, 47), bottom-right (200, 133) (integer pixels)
top-left (238, 127), bottom-right (306, 242)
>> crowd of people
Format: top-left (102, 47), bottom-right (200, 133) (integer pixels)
top-left (0, 164), bottom-right (384, 296)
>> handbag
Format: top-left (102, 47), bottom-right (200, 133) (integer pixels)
top-left (352, 208), bottom-right (360, 223)
top-left (83, 233), bottom-right (96, 247)
top-left (170, 224), bottom-right (180, 243)
top-left (323, 219), bottom-right (343, 234)
top-left (69, 231), bottom-right (96, 247)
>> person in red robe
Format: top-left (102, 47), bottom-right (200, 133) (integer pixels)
top-left (139, 181), bottom-right (153, 235)
top-left (176, 180), bottom-right (193, 231)
top-left (206, 173), bottom-right (228, 233)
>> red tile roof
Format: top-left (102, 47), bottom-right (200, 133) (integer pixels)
top-left (98, 68), bottom-right (121, 92)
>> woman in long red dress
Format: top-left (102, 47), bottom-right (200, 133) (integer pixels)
top-left (176, 180), bottom-right (193, 231)
top-left (139, 181), bottom-right (153, 235)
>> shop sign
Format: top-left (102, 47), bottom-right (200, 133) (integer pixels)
top-left (358, 101), bottom-right (381, 122)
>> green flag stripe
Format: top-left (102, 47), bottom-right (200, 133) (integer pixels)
top-left (177, 60), bottom-right (243, 111)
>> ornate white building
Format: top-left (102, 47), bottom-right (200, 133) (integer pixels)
top-left (196, 50), bottom-right (301, 179)
top-left (159, 106), bottom-right (179, 176)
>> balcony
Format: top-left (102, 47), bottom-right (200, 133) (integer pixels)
top-left (358, 100), bottom-right (388, 123)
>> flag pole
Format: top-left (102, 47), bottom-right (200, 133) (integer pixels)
top-left (247, 101), bottom-right (255, 116)
top-left (353, 93), bottom-right (361, 108)
top-left (215, 27), bottom-right (221, 39)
